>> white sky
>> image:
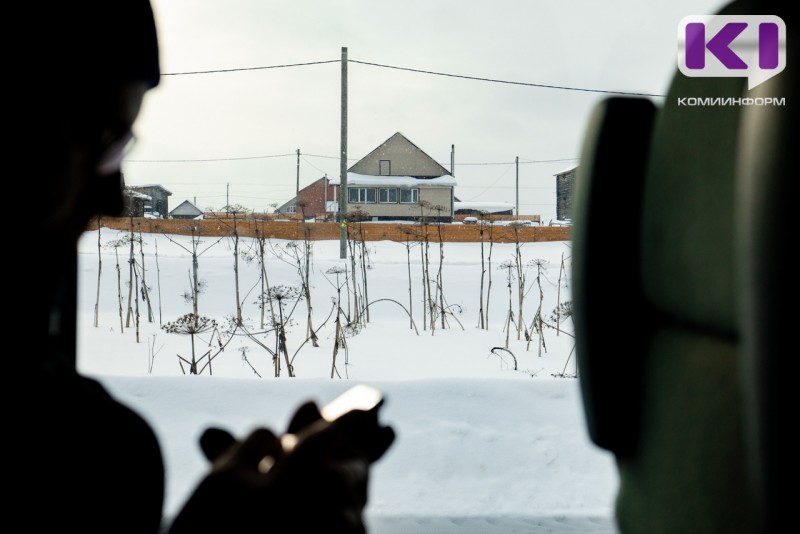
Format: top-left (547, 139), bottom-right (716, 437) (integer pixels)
top-left (78, 231), bottom-right (618, 531)
top-left (122, 0), bottom-right (727, 221)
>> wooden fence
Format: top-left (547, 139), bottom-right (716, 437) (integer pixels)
top-left (90, 217), bottom-right (570, 243)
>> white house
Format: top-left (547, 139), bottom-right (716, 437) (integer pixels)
top-left (331, 132), bottom-right (456, 222)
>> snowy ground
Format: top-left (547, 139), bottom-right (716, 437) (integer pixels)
top-left (77, 228), bottom-right (620, 532)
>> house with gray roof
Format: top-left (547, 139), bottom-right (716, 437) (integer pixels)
top-left (169, 200), bottom-right (203, 220)
top-left (330, 132), bottom-right (456, 222)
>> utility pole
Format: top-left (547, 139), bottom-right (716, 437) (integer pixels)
top-left (226, 182), bottom-right (230, 218)
top-left (339, 46), bottom-right (348, 260)
top-left (451, 144), bottom-right (455, 218)
top-left (515, 156), bottom-right (519, 218)
top-left (296, 148), bottom-right (300, 214)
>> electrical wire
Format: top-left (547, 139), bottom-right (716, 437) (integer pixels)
top-left (162, 60), bottom-right (339, 76)
top-left (126, 153), bottom-right (295, 163)
top-left (349, 59), bottom-right (665, 97)
top-left (160, 56), bottom-right (663, 97)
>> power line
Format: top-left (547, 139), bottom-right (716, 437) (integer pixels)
top-left (166, 188), bottom-right (295, 194)
top-left (459, 185), bottom-right (556, 190)
top-left (519, 157), bottom-right (579, 164)
top-left (465, 164), bottom-right (514, 201)
top-left (160, 55), bottom-right (663, 97)
top-left (300, 155), bottom-right (333, 176)
top-left (126, 152), bottom-right (577, 165)
top-left (162, 60), bottom-right (339, 76)
top-left (126, 152), bottom-right (356, 164)
top-left (446, 157), bottom-right (579, 166)
top-left (303, 153), bottom-right (344, 160)
top-left (350, 59), bottom-right (666, 98)
top-left (126, 153), bottom-right (295, 163)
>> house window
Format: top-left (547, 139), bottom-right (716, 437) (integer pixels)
top-left (378, 187), bottom-right (398, 203)
top-left (348, 187), bottom-right (377, 203)
top-left (379, 160), bottom-right (391, 175)
top-left (286, 205), bottom-right (296, 213)
top-left (400, 188), bottom-right (419, 204)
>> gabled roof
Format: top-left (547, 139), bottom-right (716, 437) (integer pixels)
top-left (302, 176), bottom-right (329, 188)
top-left (128, 184), bottom-right (173, 195)
top-left (554, 165), bottom-right (578, 176)
top-left (348, 132), bottom-right (451, 177)
top-left (276, 197), bottom-right (296, 211)
top-left (330, 173), bottom-right (455, 187)
top-left (169, 200), bottom-right (203, 216)
top-left (276, 176), bottom-right (331, 211)
top-left (123, 189), bottom-right (151, 201)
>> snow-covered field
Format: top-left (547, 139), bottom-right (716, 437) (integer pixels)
top-left (77, 228), bottom-right (619, 532)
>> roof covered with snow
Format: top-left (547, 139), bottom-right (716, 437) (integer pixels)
top-left (170, 200), bottom-right (203, 216)
top-left (128, 184), bottom-right (173, 195)
top-left (123, 189), bottom-right (151, 201)
top-left (329, 172), bottom-right (456, 187)
top-left (554, 164), bottom-right (578, 176)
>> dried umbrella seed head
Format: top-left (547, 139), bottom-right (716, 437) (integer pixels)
top-left (267, 285), bottom-right (302, 302)
top-left (162, 313), bottom-right (217, 334)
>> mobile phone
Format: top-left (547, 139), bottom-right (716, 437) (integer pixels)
top-left (320, 384), bottom-right (384, 422)
top-left (260, 385), bottom-right (384, 472)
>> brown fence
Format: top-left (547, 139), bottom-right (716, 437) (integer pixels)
top-left (90, 217), bottom-right (570, 243)
top-left (452, 213), bottom-right (541, 223)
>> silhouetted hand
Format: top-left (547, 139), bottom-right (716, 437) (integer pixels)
top-left (168, 400), bottom-right (395, 533)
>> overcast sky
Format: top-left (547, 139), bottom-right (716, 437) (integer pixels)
top-left (123, 0), bottom-right (728, 220)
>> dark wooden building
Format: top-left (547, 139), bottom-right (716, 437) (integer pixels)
top-left (127, 184), bottom-right (172, 218)
top-left (122, 189), bottom-right (150, 217)
top-left (555, 166), bottom-right (577, 221)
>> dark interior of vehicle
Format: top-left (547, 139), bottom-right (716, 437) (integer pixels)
top-left (571, 1), bottom-right (790, 532)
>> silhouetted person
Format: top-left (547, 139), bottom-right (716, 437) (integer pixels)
top-left (16, 2), bottom-right (394, 532)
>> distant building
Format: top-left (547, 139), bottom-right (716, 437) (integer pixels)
top-left (275, 176), bottom-right (338, 218)
top-left (330, 132), bottom-right (456, 222)
top-left (122, 189), bottom-right (150, 217)
top-left (274, 198), bottom-right (297, 214)
top-left (169, 200), bottom-right (203, 220)
top-left (453, 201), bottom-right (514, 216)
top-left (126, 184), bottom-right (172, 218)
top-left (555, 165), bottom-right (577, 221)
